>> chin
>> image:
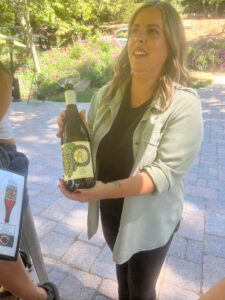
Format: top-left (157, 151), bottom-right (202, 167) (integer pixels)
top-left (132, 68), bottom-right (149, 75)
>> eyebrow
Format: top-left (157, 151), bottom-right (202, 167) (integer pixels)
top-left (132, 24), bottom-right (161, 29)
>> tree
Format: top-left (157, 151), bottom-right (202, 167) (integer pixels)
top-left (16, 0), bottom-right (40, 72)
top-left (182, 0), bottom-right (225, 17)
top-left (1, 0), bottom-right (40, 72)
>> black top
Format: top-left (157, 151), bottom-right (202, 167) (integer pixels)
top-left (97, 84), bottom-right (151, 232)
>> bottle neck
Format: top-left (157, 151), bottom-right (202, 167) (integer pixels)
top-left (65, 89), bottom-right (76, 106)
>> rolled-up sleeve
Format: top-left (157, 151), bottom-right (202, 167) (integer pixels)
top-left (144, 93), bottom-right (203, 194)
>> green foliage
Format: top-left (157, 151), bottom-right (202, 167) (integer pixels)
top-left (190, 74), bottom-right (214, 88)
top-left (187, 40), bottom-right (225, 71)
top-left (165, 0), bottom-right (185, 13)
top-left (0, 1), bottom-right (15, 26)
top-left (15, 34), bottom-right (122, 100)
top-left (182, 0), bottom-right (225, 16)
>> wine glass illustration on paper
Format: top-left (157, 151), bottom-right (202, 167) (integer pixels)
top-left (4, 183), bottom-right (17, 223)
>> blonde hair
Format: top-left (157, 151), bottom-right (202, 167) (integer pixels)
top-left (104, 0), bottom-right (190, 108)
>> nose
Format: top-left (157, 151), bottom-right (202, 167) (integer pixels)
top-left (135, 30), bottom-right (146, 43)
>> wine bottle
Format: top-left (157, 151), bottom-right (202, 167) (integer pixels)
top-left (4, 184), bottom-right (17, 223)
top-left (61, 82), bottom-right (95, 192)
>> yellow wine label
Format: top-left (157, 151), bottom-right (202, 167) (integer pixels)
top-left (65, 90), bottom-right (76, 105)
top-left (62, 141), bottom-right (94, 181)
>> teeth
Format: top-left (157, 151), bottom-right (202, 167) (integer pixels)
top-left (134, 51), bottom-right (146, 55)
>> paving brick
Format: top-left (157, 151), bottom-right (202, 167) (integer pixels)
top-left (185, 184), bottom-right (217, 201)
top-left (183, 195), bottom-right (205, 217)
top-left (200, 152), bottom-right (217, 164)
top-left (186, 240), bottom-right (203, 264)
top-left (27, 172), bottom-right (56, 186)
top-left (91, 245), bottom-right (116, 281)
top-left (207, 179), bottom-right (224, 190)
top-left (205, 212), bottom-right (225, 237)
top-left (201, 143), bottom-right (217, 153)
top-left (164, 257), bottom-right (201, 292)
top-left (62, 240), bottom-right (101, 272)
top-left (29, 203), bottom-right (45, 215)
top-left (43, 256), bottom-right (57, 274)
top-left (202, 255), bottom-right (225, 293)
top-left (78, 226), bottom-right (106, 249)
top-left (94, 296), bottom-right (112, 300)
top-left (59, 268), bottom-right (101, 300)
top-left (27, 182), bottom-right (44, 197)
top-left (217, 147), bottom-right (225, 154)
top-left (54, 223), bottom-right (80, 239)
top-left (62, 207), bottom-right (88, 231)
top-left (33, 215), bottom-right (48, 229)
top-left (177, 213), bottom-right (204, 241)
top-left (218, 158), bottom-right (225, 165)
top-left (41, 198), bottom-right (76, 221)
top-left (207, 193), bottom-right (225, 213)
top-left (190, 165), bottom-right (209, 175)
top-left (158, 283), bottom-right (199, 300)
top-left (168, 235), bottom-right (187, 259)
top-left (40, 232), bottom-right (74, 259)
top-left (204, 235), bottom-right (225, 259)
top-left (218, 166), bottom-right (225, 181)
top-left (208, 167), bottom-right (218, 177)
top-left (98, 279), bottom-right (118, 299)
top-left (48, 263), bottom-right (71, 286)
top-left (31, 193), bottom-right (59, 209)
top-left (38, 219), bottom-right (57, 240)
top-left (184, 173), bottom-right (197, 185)
top-left (196, 179), bottom-right (207, 187)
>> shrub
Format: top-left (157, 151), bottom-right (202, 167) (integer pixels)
top-left (15, 33), bottom-right (122, 100)
top-left (187, 40), bottom-right (225, 71)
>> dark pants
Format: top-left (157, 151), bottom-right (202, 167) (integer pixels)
top-left (100, 199), bottom-right (177, 300)
top-left (115, 235), bottom-right (173, 300)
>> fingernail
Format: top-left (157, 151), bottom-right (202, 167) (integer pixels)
top-left (74, 190), bottom-right (81, 194)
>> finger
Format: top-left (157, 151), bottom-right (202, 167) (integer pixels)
top-left (80, 110), bottom-right (86, 121)
top-left (80, 110), bottom-right (88, 128)
top-left (60, 110), bottom-right (66, 119)
top-left (56, 131), bottom-right (61, 138)
top-left (58, 179), bottom-right (82, 201)
top-left (57, 117), bottom-right (63, 128)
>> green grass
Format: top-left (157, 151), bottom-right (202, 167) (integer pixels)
top-left (190, 74), bottom-right (214, 89)
top-left (43, 74), bottom-right (213, 102)
top-left (46, 87), bottom-right (99, 102)
top-left (77, 87), bottom-right (99, 102)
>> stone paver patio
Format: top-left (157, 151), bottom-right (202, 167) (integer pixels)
top-left (10, 78), bottom-right (225, 300)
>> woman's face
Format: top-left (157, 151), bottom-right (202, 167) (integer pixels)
top-left (128, 7), bottom-right (168, 79)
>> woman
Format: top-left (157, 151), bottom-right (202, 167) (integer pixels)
top-left (58, 1), bottom-right (203, 299)
top-left (0, 62), bottom-right (59, 300)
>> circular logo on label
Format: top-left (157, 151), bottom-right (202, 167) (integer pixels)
top-left (74, 145), bottom-right (90, 167)
top-left (0, 234), bottom-right (10, 246)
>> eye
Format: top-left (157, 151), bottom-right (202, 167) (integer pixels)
top-left (147, 28), bottom-right (159, 35)
top-left (131, 28), bottom-right (139, 35)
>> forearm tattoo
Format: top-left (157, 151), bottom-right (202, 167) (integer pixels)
top-left (112, 180), bottom-right (122, 188)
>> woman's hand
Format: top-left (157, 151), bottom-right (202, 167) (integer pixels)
top-left (56, 110), bottom-right (66, 137)
top-left (58, 179), bottom-right (106, 202)
top-left (56, 109), bottom-right (87, 138)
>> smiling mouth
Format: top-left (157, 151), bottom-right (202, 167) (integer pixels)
top-left (133, 50), bottom-right (147, 56)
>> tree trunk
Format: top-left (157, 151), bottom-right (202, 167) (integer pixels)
top-left (17, 0), bottom-right (40, 73)
top-left (202, 0), bottom-right (208, 17)
top-left (214, 0), bottom-right (220, 18)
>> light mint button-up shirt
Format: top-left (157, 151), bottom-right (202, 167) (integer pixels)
top-left (87, 81), bottom-right (203, 264)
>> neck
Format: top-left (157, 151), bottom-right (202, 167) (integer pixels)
top-left (131, 74), bottom-right (157, 108)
